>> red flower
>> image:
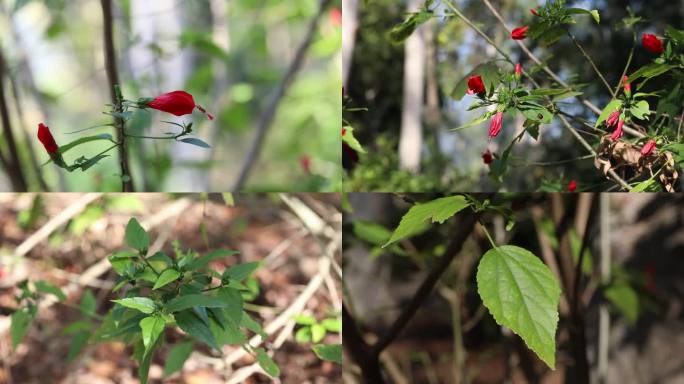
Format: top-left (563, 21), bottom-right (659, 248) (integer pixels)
top-left (511, 26), bottom-right (529, 40)
top-left (147, 91), bottom-right (214, 120)
top-left (611, 119), bottom-right (624, 141)
top-left (342, 127), bottom-right (347, 136)
top-left (466, 75), bottom-right (486, 96)
top-left (641, 140), bottom-right (656, 156)
top-left (489, 112), bottom-right (503, 138)
top-left (37, 123), bottom-right (59, 154)
top-left (530, 8), bottom-right (539, 16)
top-left (329, 8), bottom-right (342, 27)
top-left (299, 155), bottom-right (312, 174)
top-left (642, 34), bottom-right (664, 54)
top-left (515, 63), bottom-right (522, 81)
top-left (482, 149), bottom-right (493, 165)
top-left (606, 110), bottom-right (620, 128)
top-left (567, 180), bottom-right (577, 192)
top-left (622, 75), bottom-right (631, 97)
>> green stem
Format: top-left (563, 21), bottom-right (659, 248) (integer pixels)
top-left (613, 34), bottom-right (636, 97)
top-left (140, 253), bottom-right (160, 276)
top-left (479, 221), bottom-right (497, 249)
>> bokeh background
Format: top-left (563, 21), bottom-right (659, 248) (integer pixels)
top-left (0, 0), bottom-right (342, 192)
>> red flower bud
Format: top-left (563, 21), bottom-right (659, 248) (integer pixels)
top-left (622, 75), bottom-right (631, 96)
top-left (329, 8), bottom-right (342, 27)
top-left (299, 155), bottom-right (312, 174)
top-left (482, 149), bottom-right (493, 165)
top-left (466, 75), bottom-right (486, 96)
top-left (147, 91), bottom-right (214, 120)
top-left (606, 110), bottom-right (620, 128)
top-left (342, 127), bottom-right (347, 136)
top-left (567, 180), bottom-right (577, 192)
top-left (610, 119), bottom-right (624, 141)
top-left (37, 123), bottom-right (59, 154)
top-left (511, 26), bottom-right (529, 40)
top-left (642, 33), bottom-right (664, 54)
top-left (515, 63), bottom-right (522, 81)
top-left (530, 8), bottom-right (539, 16)
top-left (489, 112), bottom-right (503, 138)
top-left (640, 140), bottom-right (656, 156)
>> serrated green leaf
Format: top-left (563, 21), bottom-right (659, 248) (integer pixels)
top-left (125, 218), bottom-right (149, 251)
top-left (34, 280), bottom-right (66, 301)
top-left (153, 269), bottom-right (181, 290)
top-left (139, 316), bottom-right (165, 353)
top-left (383, 195), bottom-right (470, 247)
top-left (223, 261), bottom-right (260, 282)
top-left (186, 249), bottom-right (239, 271)
top-left (165, 294), bottom-right (232, 313)
top-left (312, 344), bottom-right (342, 364)
top-left (595, 99), bottom-right (623, 128)
top-left (240, 311), bottom-right (267, 339)
top-left (163, 341), bottom-right (194, 377)
top-left (256, 348), bottom-right (280, 377)
top-left (10, 310), bottom-right (31, 350)
top-left (630, 100), bottom-right (650, 120)
top-left (175, 310), bottom-right (219, 350)
top-left (112, 297), bottom-right (156, 314)
top-left (476, 245), bottom-right (561, 369)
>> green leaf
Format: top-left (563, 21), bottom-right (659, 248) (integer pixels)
top-left (388, 8), bottom-right (432, 43)
top-left (352, 221), bottom-right (392, 246)
top-left (450, 61), bottom-right (500, 101)
top-left (630, 100), bottom-right (650, 120)
top-left (175, 310), bottom-right (219, 350)
top-left (80, 290), bottom-right (96, 315)
top-left (295, 327), bottom-right (312, 343)
top-left (312, 344), bottom-right (342, 364)
top-left (383, 195), bottom-right (470, 247)
top-left (450, 113), bottom-right (490, 131)
top-left (630, 178), bottom-right (659, 192)
top-left (568, 8), bottom-right (600, 24)
top-left (163, 341), bottom-right (194, 377)
top-left (153, 269), bottom-right (181, 290)
top-left (311, 324), bottom-right (326, 343)
top-left (240, 311), bottom-right (267, 339)
top-left (125, 218), bottom-right (149, 252)
top-left (519, 106), bottom-right (553, 124)
top-left (216, 288), bottom-right (244, 324)
top-left (321, 318), bottom-right (341, 333)
top-left (165, 294), bottom-right (233, 313)
top-left (62, 321), bottom-right (93, 335)
top-left (255, 348), bottom-right (280, 377)
top-left (223, 261), bottom-right (260, 282)
top-left (476, 245), bottom-right (561, 369)
top-left (186, 249), bottom-right (239, 271)
top-left (34, 280), bottom-right (66, 301)
top-left (10, 310), bottom-right (31, 350)
top-left (604, 282), bottom-right (639, 324)
top-left (595, 99), bottom-right (623, 128)
top-left (57, 134), bottom-right (115, 155)
top-left (552, 91), bottom-right (584, 102)
top-left (628, 63), bottom-right (675, 83)
top-left (342, 126), bottom-right (366, 154)
top-left (179, 137), bottom-right (211, 148)
top-left (139, 316), bottom-right (165, 352)
top-left (112, 297), bottom-right (156, 314)
top-left (108, 251), bottom-right (137, 275)
top-left (67, 331), bottom-right (90, 362)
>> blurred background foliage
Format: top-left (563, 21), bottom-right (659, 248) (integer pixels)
top-left (0, 0), bottom-right (341, 192)
top-left (343, 0), bottom-right (684, 191)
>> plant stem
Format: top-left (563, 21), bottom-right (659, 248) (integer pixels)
top-left (0, 50), bottom-right (28, 191)
top-left (613, 37), bottom-right (636, 97)
top-left (101, 0), bottom-right (134, 192)
top-left (567, 32), bottom-right (614, 97)
top-left (140, 253), bottom-right (160, 276)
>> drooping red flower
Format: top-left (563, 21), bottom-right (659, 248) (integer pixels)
top-left (515, 63), bottom-right (522, 81)
top-left (489, 112), bottom-right (503, 138)
top-left (530, 8), bottom-right (539, 16)
top-left (567, 180), bottom-right (577, 192)
top-left (37, 123), bottom-right (59, 154)
top-left (482, 149), bottom-right (493, 165)
top-left (466, 75), bottom-right (486, 96)
top-left (642, 34), bottom-right (664, 54)
top-left (147, 91), bottom-right (214, 120)
top-left (606, 110), bottom-right (620, 128)
top-left (511, 26), bottom-right (529, 40)
top-left (611, 119), bottom-right (624, 141)
top-left (622, 75), bottom-right (631, 97)
top-left (641, 140), bottom-right (656, 156)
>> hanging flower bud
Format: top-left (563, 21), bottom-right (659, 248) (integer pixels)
top-left (567, 180), bottom-right (577, 192)
top-left (37, 123), bottom-right (59, 154)
top-left (511, 26), bottom-right (529, 40)
top-left (515, 63), bottom-right (522, 82)
top-left (466, 75), bottom-right (486, 96)
top-left (530, 8), bottom-right (539, 16)
top-left (482, 149), bottom-right (493, 165)
top-left (146, 91), bottom-right (214, 120)
top-left (640, 140), bottom-right (656, 156)
top-left (622, 76), bottom-right (631, 98)
top-left (642, 34), bottom-right (664, 54)
top-left (488, 112), bottom-right (503, 138)
top-left (611, 119), bottom-right (624, 141)
top-left (606, 110), bottom-right (620, 128)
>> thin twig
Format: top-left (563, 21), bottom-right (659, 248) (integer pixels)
top-left (232, 0), bottom-right (332, 191)
top-left (567, 32), bottom-right (614, 96)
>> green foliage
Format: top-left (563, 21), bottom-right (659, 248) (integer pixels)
top-left (294, 315), bottom-right (341, 344)
top-left (383, 195), bottom-right (470, 247)
top-left (10, 310), bottom-right (31, 350)
top-left (342, 126), bottom-right (366, 154)
top-left (152, 269), bottom-right (181, 290)
top-left (112, 297), bottom-right (157, 314)
top-left (388, 0), bottom-right (434, 43)
top-left (476, 245), bottom-right (561, 369)
top-left (595, 99), bottom-right (623, 128)
top-left (312, 344), bottom-right (342, 364)
top-left (605, 282), bottom-right (639, 324)
top-left (125, 218), bottom-right (149, 252)
top-left (163, 342), bottom-right (194, 377)
top-left (450, 62), bottom-right (500, 101)
top-left (34, 281), bottom-right (66, 301)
